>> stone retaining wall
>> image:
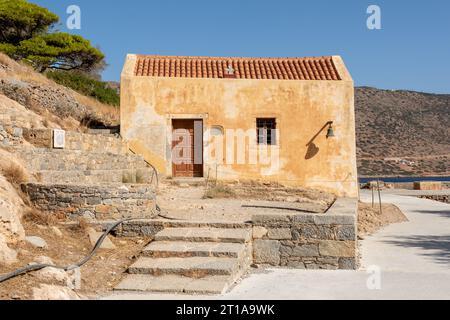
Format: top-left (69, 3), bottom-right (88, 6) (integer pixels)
top-left (419, 195), bottom-right (450, 204)
top-left (252, 198), bottom-right (358, 270)
top-left (22, 129), bottom-right (128, 154)
top-left (22, 183), bottom-right (157, 220)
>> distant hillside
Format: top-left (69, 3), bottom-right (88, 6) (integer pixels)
top-left (355, 87), bottom-right (450, 177)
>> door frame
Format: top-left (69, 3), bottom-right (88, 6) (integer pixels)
top-left (166, 113), bottom-right (208, 178)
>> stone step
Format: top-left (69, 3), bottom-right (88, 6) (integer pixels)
top-left (115, 274), bottom-right (230, 294)
top-left (142, 241), bottom-right (246, 258)
top-left (128, 256), bottom-right (240, 277)
top-left (35, 168), bottom-right (155, 184)
top-left (154, 228), bottom-right (252, 244)
top-left (20, 129), bottom-right (125, 154)
top-left (16, 149), bottom-right (148, 171)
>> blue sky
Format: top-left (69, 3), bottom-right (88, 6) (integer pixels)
top-left (32, 0), bottom-right (450, 93)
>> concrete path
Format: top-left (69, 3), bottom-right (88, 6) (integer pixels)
top-left (359, 191), bottom-right (450, 274)
top-left (104, 192), bottom-right (450, 300)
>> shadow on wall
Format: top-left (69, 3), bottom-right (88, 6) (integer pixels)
top-left (384, 235), bottom-right (450, 266)
top-left (305, 143), bottom-right (319, 160)
top-left (305, 121), bottom-right (333, 160)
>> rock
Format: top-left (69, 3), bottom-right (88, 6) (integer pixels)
top-left (339, 258), bottom-right (357, 270)
top-left (253, 240), bottom-right (280, 265)
top-left (18, 248), bottom-right (30, 256)
top-left (252, 226), bottom-right (268, 239)
top-left (267, 228), bottom-right (292, 240)
top-left (34, 256), bottom-right (54, 265)
top-left (51, 226), bottom-right (63, 237)
top-left (26, 236), bottom-right (48, 249)
top-left (32, 257), bottom-right (74, 285)
top-left (0, 173), bottom-right (26, 243)
top-left (0, 234), bottom-right (18, 264)
top-left (318, 240), bottom-right (356, 258)
top-left (87, 228), bottom-right (116, 250)
top-left (32, 284), bottom-right (81, 300)
top-left (291, 244), bottom-right (319, 257)
top-left (36, 267), bottom-right (71, 284)
top-left (286, 261), bottom-right (306, 269)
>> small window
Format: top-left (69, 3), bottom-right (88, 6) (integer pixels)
top-left (257, 118), bottom-right (277, 145)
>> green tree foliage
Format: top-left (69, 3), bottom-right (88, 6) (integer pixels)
top-left (0, 0), bottom-right (58, 44)
top-left (0, 0), bottom-right (105, 73)
top-left (17, 33), bottom-right (105, 72)
top-left (46, 70), bottom-right (119, 106)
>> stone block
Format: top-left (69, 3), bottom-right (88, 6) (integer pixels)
top-left (286, 261), bottom-right (306, 269)
top-left (267, 228), bottom-right (292, 240)
top-left (319, 240), bottom-right (356, 258)
top-left (291, 214), bottom-right (315, 224)
top-left (314, 215), bottom-right (355, 226)
top-left (336, 225), bottom-right (356, 241)
top-left (252, 214), bottom-right (290, 225)
top-left (253, 240), bottom-right (280, 265)
top-left (339, 258), bottom-right (357, 270)
top-left (291, 244), bottom-right (319, 257)
top-left (252, 226), bottom-right (268, 239)
top-left (279, 245), bottom-right (293, 256)
top-left (292, 225), bottom-right (335, 240)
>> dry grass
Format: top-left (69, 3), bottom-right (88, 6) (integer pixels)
top-left (1, 163), bottom-right (27, 185)
top-left (204, 183), bottom-right (236, 199)
top-left (74, 217), bottom-right (90, 233)
top-left (22, 208), bottom-right (58, 226)
top-left (0, 217), bottom-right (148, 300)
top-left (75, 93), bottom-right (119, 126)
top-left (122, 171), bottom-right (135, 184)
top-left (0, 52), bottom-right (15, 68)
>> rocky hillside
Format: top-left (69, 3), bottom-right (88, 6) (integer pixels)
top-left (0, 53), bottom-right (119, 130)
top-left (355, 87), bottom-right (450, 177)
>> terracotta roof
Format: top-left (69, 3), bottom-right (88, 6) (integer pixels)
top-left (134, 55), bottom-right (341, 81)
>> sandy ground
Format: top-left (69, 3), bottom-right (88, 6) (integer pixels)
top-left (0, 219), bottom-right (149, 300)
top-left (358, 202), bottom-right (408, 237)
top-left (155, 182), bottom-right (334, 222)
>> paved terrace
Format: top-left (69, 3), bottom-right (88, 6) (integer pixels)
top-left (105, 190), bottom-right (450, 300)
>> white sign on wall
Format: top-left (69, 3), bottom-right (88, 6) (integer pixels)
top-left (53, 129), bottom-right (66, 149)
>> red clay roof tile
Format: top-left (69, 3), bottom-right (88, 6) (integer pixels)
top-left (134, 55), bottom-right (341, 81)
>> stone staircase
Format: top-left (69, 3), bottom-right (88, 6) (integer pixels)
top-left (115, 225), bottom-right (253, 295)
top-left (15, 148), bottom-right (154, 184)
top-left (12, 129), bottom-right (158, 220)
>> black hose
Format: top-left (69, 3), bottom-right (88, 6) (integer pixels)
top-left (0, 218), bottom-right (133, 284)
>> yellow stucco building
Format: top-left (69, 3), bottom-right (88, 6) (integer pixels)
top-left (120, 54), bottom-right (358, 197)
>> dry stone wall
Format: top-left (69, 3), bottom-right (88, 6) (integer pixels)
top-left (252, 198), bottom-right (358, 270)
top-left (22, 183), bottom-right (157, 220)
top-left (419, 195), bottom-right (450, 204)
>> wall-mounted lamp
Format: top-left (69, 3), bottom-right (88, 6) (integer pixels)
top-left (326, 121), bottom-right (335, 139)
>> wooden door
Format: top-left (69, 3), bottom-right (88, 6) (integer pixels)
top-left (172, 119), bottom-right (203, 177)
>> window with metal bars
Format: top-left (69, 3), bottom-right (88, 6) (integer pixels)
top-left (256, 118), bottom-right (277, 145)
